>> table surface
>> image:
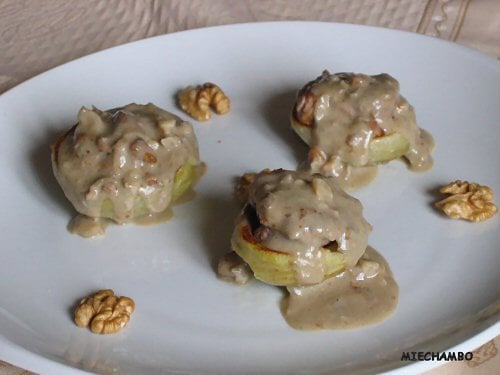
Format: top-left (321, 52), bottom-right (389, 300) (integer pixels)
top-left (0, 1), bottom-right (498, 374)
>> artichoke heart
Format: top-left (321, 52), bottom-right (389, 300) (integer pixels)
top-left (368, 132), bottom-right (410, 165)
top-left (171, 160), bottom-right (199, 202)
top-left (231, 217), bottom-right (345, 286)
top-left (290, 115), bottom-right (313, 146)
top-left (99, 160), bottom-right (201, 220)
top-left (291, 116), bottom-right (410, 166)
top-left (290, 71), bottom-right (434, 184)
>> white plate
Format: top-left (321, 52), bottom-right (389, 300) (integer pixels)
top-left (0, 22), bottom-right (498, 375)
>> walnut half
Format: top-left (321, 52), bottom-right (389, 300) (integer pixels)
top-left (178, 82), bottom-right (230, 121)
top-left (435, 180), bottom-right (497, 222)
top-left (74, 289), bottom-right (135, 334)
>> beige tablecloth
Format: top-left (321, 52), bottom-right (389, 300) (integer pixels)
top-left (0, 0), bottom-right (498, 374)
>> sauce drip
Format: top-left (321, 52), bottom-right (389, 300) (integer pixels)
top-left (68, 215), bottom-right (109, 238)
top-left (284, 247), bottom-right (398, 330)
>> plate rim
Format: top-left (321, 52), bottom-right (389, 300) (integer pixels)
top-left (1, 20), bottom-right (498, 99)
top-left (0, 20), bottom-right (498, 375)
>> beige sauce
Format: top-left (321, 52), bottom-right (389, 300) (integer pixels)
top-left (68, 215), bottom-right (109, 238)
top-left (284, 247), bottom-right (398, 330)
top-left (52, 103), bottom-right (201, 237)
top-left (222, 169), bottom-right (399, 330)
top-left (308, 71), bottom-right (434, 188)
top-left (248, 170), bottom-right (372, 284)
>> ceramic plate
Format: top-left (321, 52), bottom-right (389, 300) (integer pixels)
top-left (0, 22), bottom-right (498, 374)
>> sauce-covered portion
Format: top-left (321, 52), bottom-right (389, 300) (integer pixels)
top-left (52, 103), bottom-right (202, 237)
top-left (284, 247), bottom-right (398, 330)
top-left (248, 170), bottom-right (372, 285)
top-left (224, 169), bottom-right (399, 330)
top-left (293, 71), bottom-right (434, 188)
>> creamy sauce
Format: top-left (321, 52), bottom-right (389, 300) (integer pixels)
top-left (284, 247), bottom-right (398, 330)
top-left (304, 71), bottom-right (434, 188)
top-left (248, 170), bottom-right (372, 284)
top-left (52, 103), bottom-right (201, 237)
top-left (221, 169), bottom-right (399, 330)
top-left (68, 215), bottom-right (109, 238)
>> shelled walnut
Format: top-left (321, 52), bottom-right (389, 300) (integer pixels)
top-left (74, 289), bottom-right (135, 334)
top-left (178, 82), bottom-right (230, 121)
top-left (435, 180), bottom-right (497, 222)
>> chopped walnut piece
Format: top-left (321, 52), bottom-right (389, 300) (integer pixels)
top-left (178, 82), bottom-right (230, 121)
top-left (217, 252), bottom-right (252, 285)
top-left (254, 225), bottom-right (272, 242)
top-left (435, 180), bottom-right (498, 222)
top-left (308, 146), bottom-right (327, 169)
top-left (368, 116), bottom-right (385, 137)
top-left (311, 177), bottom-right (333, 201)
top-left (293, 91), bottom-right (317, 128)
top-left (143, 152), bottom-right (157, 164)
top-left (235, 170), bottom-right (273, 204)
top-left (74, 289), bottom-right (135, 334)
top-left (235, 172), bottom-right (256, 204)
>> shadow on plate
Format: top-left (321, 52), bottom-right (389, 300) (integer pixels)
top-left (28, 126), bottom-right (75, 215)
top-left (192, 188), bottom-right (242, 272)
top-left (258, 88), bottom-right (308, 167)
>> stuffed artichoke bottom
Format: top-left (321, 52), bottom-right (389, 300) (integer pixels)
top-left (230, 169), bottom-right (371, 287)
top-left (52, 103), bottom-right (204, 237)
top-left (291, 71), bottom-right (434, 188)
